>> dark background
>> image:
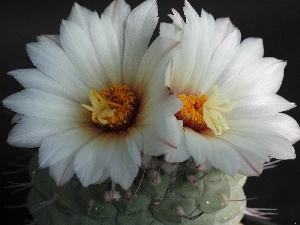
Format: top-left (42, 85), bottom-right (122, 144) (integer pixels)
top-left (1, 0), bottom-right (300, 224)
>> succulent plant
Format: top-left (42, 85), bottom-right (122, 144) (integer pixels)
top-left (27, 153), bottom-right (246, 225)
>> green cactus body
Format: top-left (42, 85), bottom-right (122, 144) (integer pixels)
top-left (27, 153), bottom-right (246, 225)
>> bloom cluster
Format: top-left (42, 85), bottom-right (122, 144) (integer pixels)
top-left (3, 0), bottom-right (299, 190)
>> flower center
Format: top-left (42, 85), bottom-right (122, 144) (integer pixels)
top-left (81, 84), bottom-right (138, 132)
top-left (176, 86), bottom-right (235, 135)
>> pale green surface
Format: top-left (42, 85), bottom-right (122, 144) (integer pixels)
top-left (28, 154), bottom-right (246, 225)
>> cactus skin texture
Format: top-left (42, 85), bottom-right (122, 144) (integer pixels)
top-left (27, 153), bottom-right (246, 225)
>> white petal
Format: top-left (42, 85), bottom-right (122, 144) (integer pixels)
top-left (227, 94), bottom-right (296, 119)
top-left (266, 113), bottom-right (300, 144)
top-left (169, 8), bottom-right (186, 30)
top-left (138, 86), bottom-right (182, 156)
top-left (37, 35), bottom-right (61, 47)
top-left (135, 37), bottom-right (179, 94)
top-left (218, 38), bottom-right (264, 89)
top-left (106, 136), bottom-right (139, 190)
top-left (11, 113), bottom-right (22, 124)
top-left (103, 0), bottom-right (131, 62)
top-left (123, 0), bottom-right (158, 79)
top-left (219, 133), bottom-right (269, 176)
top-left (228, 120), bottom-right (296, 159)
top-left (246, 113), bottom-right (300, 144)
top-left (49, 156), bottom-right (75, 186)
top-left (208, 137), bottom-right (241, 176)
top-left (165, 129), bottom-right (191, 163)
top-left (125, 127), bottom-right (143, 166)
top-left (8, 69), bottom-right (79, 102)
top-left (168, 6), bottom-right (201, 94)
top-left (236, 152), bottom-right (265, 177)
top-left (39, 126), bottom-right (100, 168)
top-left (228, 119), bottom-right (284, 137)
top-left (220, 133), bottom-right (270, 161)
top-left (200, 29), bottom-right (240, 93)
top-left (68, 3), bottom-right (92, 34)
top-left (96, 170), bottom-right (110, 184)
top-left (221, 58), bottom-right (286, 100)
top-left (260, 136), bottom-right (295, 160)
top-left (160, 8), bottom-right (185, 41)
top-left (3, 89), bottom-right (86, 121)
top-left (140, 117), bottom-right (182, 156)
top-left (214, 17), bottom-right (237, 45)
top-left (73, 135), bottom-right (114, 187)
top-left (187, 9), bottom-right (217, 94)
top-left (252, 59), bottom-right (286, 95)
top-left (184, 128), bottom-right (212, 165)
top-left (60, 20), bottom-right (110, 89)
top-left (90, 12), bottom-right (122, 83)
top-left (26, 40), bottom-right (90, 102)
top-left (160, 22), bottom-right (181, 41)
top-left (7, 116), bottom-right (85, 148)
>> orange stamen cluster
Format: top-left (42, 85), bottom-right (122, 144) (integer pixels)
top-left (81, 84), bottom-right (138, 132)
top-left (175, 93), bottom-right (208, 133)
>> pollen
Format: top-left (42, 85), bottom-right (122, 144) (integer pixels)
top-left (81, 84), bottom-right (138, 132)
top-left (176, 86), bottom-right (235, 135)
top-left (175, 92), bottom-right (208, 133)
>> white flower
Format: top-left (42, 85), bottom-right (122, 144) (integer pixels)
top-left (162, 1), bottom-right (300, 176)
top-left (3, 0), bottom-right (182, 190)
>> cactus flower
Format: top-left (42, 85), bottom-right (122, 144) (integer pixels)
top-left (3, 0), bottom-right (182, 190)
top-left (162, 1), bottom-right (300, 176)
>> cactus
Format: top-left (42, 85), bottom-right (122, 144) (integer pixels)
top-left (27, 153), bottom-right (246, 225)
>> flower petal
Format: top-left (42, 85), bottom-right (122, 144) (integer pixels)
top-left (60, 20), bottom-right (110, 90)
top-left (200, 28), bottom-right (240, 93)
top-left (67, 3), bottom-right (92, 34)
top-left (164, 129), bottom-right (191, 163)
top-left (123, 0), bottom-right (158, 79)
top-left (37, 35), bottom-right (61, 47)
top-left (184, 128), bottom-right (212, 165)
top-left (138, 86), bottom-right (182, 156)
top-left (208, 137), bottom-right (241, 176)
top-left (7, 116), bottom-right (85, 148)
top-left (3, 89), bottom-right (86, 121)
top-left (135, 37), bottom-right (179, 94)
top-left (266, 113), bottom-right (300, 144)
top-left (49, 156), bottom-right (75, 186)
top-left (8, 69), bottom-right (79, 102)
top-left (103, 0), bottom-right (131, 61)
top-left (221, 58), bottom-right (286, 100)
top-left (73, 135), bottom-right (113, 187)
top-left (26, 40), bottom-right (90, 101)
top-left (218, 37), bottom-right (264, 89)
top-left (90, 12), bottom-right (122, 83)
top-left (106, 136), bottom-right (139, 190)
top-left (219, 133), bottom-right (270, 176)
top-left (228, 120), bottom-right (296, 159)
top-left (140, 117), bottom-right (182, 156)
top-left (237, 152), bottom-right (265, 176)
top-left (125, 127), bottom-right (143, 166)
top-left (185, 8), bottom-right (217, 94)
top-left (227, 94), bottom-right (296, 119)
top-left (39, 127), bottom-right (100, 168)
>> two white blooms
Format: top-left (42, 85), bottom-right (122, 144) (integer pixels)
top-left (3, 0), bottom-right (299, 190)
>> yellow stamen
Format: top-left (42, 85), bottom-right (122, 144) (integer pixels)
top-left (203, 86), bottom-right (235, 135)
top-left (81, 84), bottom-right (138, 132)
top-left (176, 86), bottom-right (234, 135)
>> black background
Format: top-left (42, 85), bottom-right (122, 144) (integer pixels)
top-left (1, 0), bottom-right (300, 224)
